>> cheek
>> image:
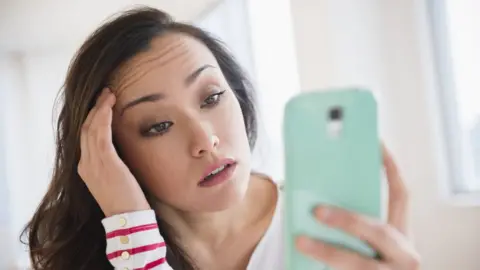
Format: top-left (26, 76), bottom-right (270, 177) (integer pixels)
top-left (115, 136), bottom-right (190, 199)
top-left (217, 95), bottom-right (249, 146)
top-left (133, 145), bottom-right (187, 187)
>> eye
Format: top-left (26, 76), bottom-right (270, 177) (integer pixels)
top-left (145, 121), bottom-right (173, 136)
top-left (201, 90), bottom-right (226, 108)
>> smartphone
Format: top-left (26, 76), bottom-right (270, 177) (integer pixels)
top-left (283, 88), bottom-right (382, 270)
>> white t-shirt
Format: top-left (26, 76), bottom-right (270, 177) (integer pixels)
top-left (246, 186), bottom-right (284, 270)
top-left (101, 186), bottom-right (285, 270)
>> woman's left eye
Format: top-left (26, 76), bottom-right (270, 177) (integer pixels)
top-left (201, 90), bottom-right (226, 108)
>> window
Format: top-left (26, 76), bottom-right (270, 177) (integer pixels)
top-left (196, 0), bottom-right (255, 78)
top-left (428, 0), bottom-right (480, 195)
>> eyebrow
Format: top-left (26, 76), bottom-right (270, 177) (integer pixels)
top-left (185, 64), bottom-right (215, 86)
top-left (120, 93), bottom-right (164, 116)
top-left (120, 64), bottom-right (215, 116)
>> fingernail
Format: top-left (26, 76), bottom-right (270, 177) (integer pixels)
top-left (297, 236), bottom-right (315, 251)
top-left (313, 206), bottom-right (331, 221)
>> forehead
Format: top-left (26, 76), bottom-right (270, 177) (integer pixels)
top-left (110, 32), bottom-right (219, 102)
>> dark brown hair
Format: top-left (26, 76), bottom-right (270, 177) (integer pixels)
top-left (21, 7), bottom-right (257, 270)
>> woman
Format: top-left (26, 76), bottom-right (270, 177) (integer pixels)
top-left (22, 7), bottom-right (420, 270)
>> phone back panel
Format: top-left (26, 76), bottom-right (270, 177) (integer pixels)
top-left (283, 89), bottom-right (381, 270)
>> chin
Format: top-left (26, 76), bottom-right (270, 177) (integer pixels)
top-left (194, 168), bottom-right (251, 212)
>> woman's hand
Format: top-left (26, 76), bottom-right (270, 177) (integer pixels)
top-left (78, 88), bottom-right (151, 217)
top-left (295, 146), bottom-right (420, 269)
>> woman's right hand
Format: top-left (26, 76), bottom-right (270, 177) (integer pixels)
top-left (78, 88), bottom-right (151, 217)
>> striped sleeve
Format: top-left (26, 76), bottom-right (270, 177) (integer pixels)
top-left (101, 210), bottom-right (173, 270)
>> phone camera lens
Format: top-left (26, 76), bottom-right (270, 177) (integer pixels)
top-left (329, 107), bottom-right (343, 121)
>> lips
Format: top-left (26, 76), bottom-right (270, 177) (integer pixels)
top-left (198, 158), bottom-right (237, 186)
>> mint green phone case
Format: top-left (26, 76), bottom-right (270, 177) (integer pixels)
top-left (283, 88), bottom-right (381, 270)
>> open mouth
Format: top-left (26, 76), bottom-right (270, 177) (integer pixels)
top-left (198, 160), bottom-right (237, 187)
top-left (202, 164), bottom-right (231, 181)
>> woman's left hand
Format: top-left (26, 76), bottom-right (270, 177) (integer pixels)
top-left (295, 145), bottom-right (421, 269)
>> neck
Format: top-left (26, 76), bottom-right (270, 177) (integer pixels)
top-left (154, 175), bottom-right (271, 249)
top-left (157, 195), bottom-right (252, 247)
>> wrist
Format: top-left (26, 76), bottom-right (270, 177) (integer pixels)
top-left (104, 201), bottom-right (152, 217)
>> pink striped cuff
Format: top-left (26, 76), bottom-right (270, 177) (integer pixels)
top-left (106, 223), bottom-right (159, 239)
top-left (107, 242), bottom-right (166, 260)
top-left (133, 257), bottom-right (168, 270)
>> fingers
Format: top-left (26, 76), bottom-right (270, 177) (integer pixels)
top-left (382, 144), bottom-right (409, 234)
top-left (88, 89), bottom-right (115, 134)
top-left (312, 206), bottom-right (413, 262)
top-left (80, 91), bottom-right (103, 162)
top-left (84, 88), bottom-right (111, 128)
top-left (296, 236), bottom-right (388, 270)
top-left (88, 89), bottom-right (116, 153)
top-left (294, 144), bottom-right (417, 269)
top-left (79, 88), bottom-right (116, 172)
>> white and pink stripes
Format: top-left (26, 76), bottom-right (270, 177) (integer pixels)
top-left (102, 210), bottom-right (173, 270)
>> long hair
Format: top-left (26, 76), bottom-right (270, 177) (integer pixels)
top-left (21, 7), bottom-right (257, 270)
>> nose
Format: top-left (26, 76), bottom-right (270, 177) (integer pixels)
top-left (190, 122), bottom-right (219, 158)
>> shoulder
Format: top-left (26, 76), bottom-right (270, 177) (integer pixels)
top-left (251, 172), bottom-right (284, 190)
top-left (247, 174), bottom-right (285, 269)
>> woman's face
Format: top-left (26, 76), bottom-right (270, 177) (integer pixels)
top-left (110, 33), bottom-right (252, 213)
